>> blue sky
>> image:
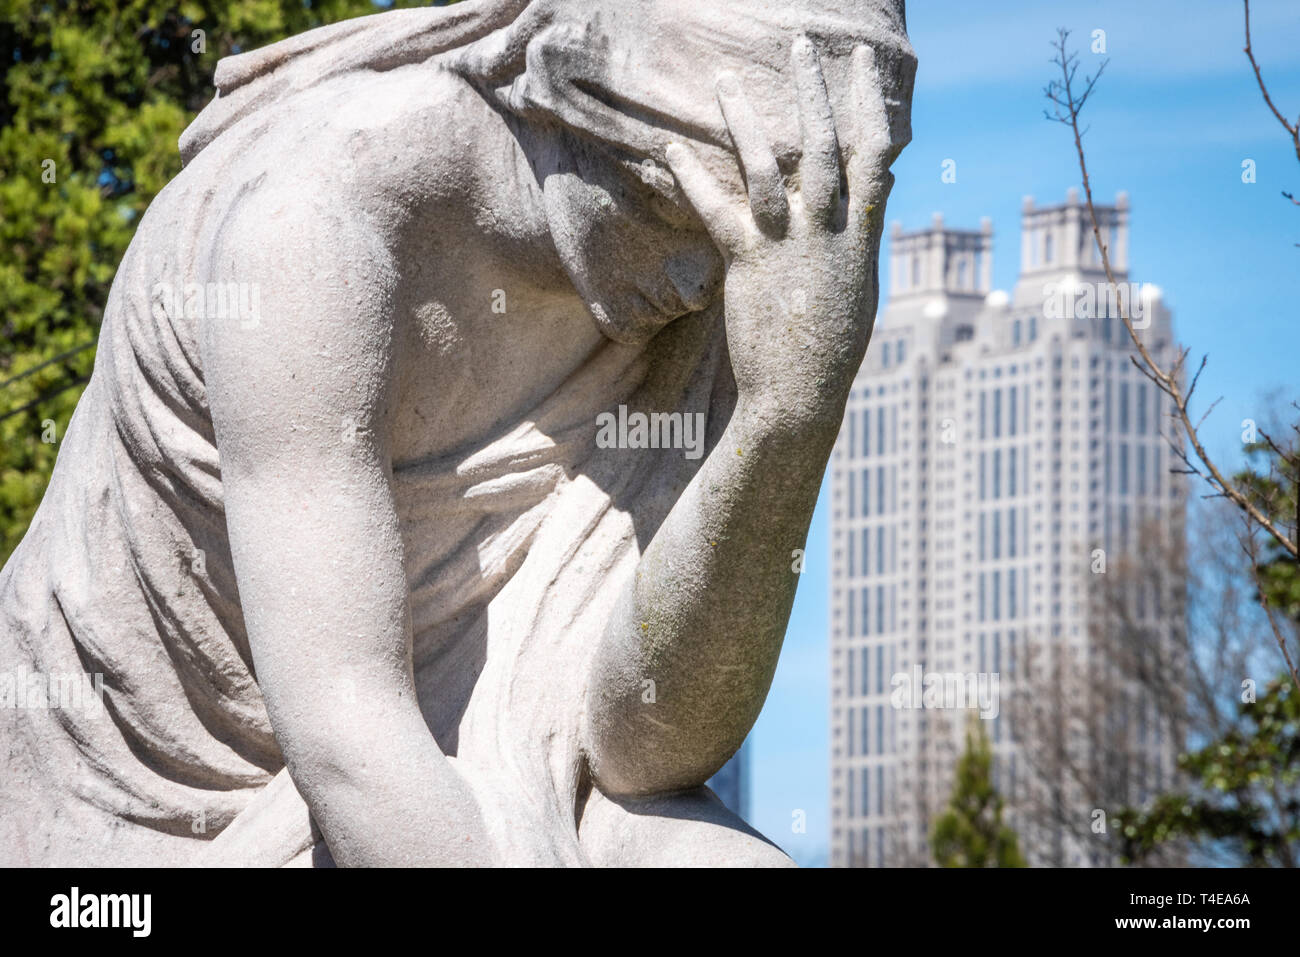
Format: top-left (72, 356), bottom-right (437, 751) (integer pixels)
top-left (748, 0), bottom-right (1300, 867)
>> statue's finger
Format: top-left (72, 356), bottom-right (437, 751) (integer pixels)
top-left (716, 72), bottom-right (789, 237)
top-left (792, 35), bottom-right (842, 226)
top-left (665, 142), bottom-right (743, 252)
top-left (847, 44), bottom-right (894, 225)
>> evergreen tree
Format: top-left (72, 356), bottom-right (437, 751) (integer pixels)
top-left (931, 716), bottom-right (1027, 867)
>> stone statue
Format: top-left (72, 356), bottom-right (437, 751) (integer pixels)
top-left (0, 0), bottom-right (914, 866)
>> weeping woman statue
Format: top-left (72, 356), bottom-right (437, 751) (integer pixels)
top-left (0, 0), bottom-right (914, 866)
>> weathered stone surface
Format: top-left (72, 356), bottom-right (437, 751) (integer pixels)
top-left (0, 0), bottom-right (913, 866)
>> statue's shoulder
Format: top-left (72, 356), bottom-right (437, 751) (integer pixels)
top-left (183, 55), bottom-right (475, 170)
top-left (176, 62), bottom-right (478, 226)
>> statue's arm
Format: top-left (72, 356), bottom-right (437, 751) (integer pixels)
top-left (583, 39), bottom-right (902, 795)
top-left (584, 393), bottom-right (837, 796)
top-left (200, 211), bottom-right (492, 865)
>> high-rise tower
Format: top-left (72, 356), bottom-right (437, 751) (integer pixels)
top-left (829, 191), bottom-right (1184, 867)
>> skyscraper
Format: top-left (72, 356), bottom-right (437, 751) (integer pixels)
top-left (829, 191), bottom-right (1186, 867)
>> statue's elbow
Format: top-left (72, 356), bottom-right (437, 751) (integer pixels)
top-left (582, 711), bottom-right (734, 799)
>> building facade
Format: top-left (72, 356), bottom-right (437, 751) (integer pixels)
top-left (829, 192), bottom-right (1186, 867)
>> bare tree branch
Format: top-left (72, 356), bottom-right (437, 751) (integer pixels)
top-left (1046, 29), bottom-right (1300, 568)
top-left (1243, 0), bottom-right (1300, 165)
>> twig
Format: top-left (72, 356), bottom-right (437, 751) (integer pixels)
top-left (1243, 0), bottom-right (1300, 165)
top-left (1045, 28), bottom-right (1299, 563)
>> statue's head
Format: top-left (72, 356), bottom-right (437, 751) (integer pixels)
top-left (449, 0), bottom-right (916, 343)
top-left (184, 0), bottom-right (915, 346)
top-left (522, 125), bottom-right (727, 346)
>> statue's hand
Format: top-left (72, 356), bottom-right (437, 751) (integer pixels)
top-left (666, 38), bottom-right (895, 432)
